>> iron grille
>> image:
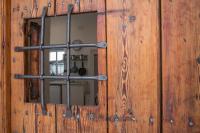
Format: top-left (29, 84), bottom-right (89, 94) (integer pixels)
top-left (14, 4), bottom-right (107, 116)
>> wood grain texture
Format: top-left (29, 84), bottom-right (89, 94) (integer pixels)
top-left (11, 0), bottom-right (55, 133)
top-left (0, 0), bottom-right (11, 132)
top-left (80, 0), bottom-right (97, 12)
top-left (27, 22), bottom-right (40, 101)
top-left (11, 0), bottom-right (107, 132)
top-left (162, 0), bottom-right (200, 132)
top-left (56, 0), bottom-right (107, 132)
top-left (56, 0), bottom-right (80, 15)
top-left (107, 0), bottom-right (160, 132)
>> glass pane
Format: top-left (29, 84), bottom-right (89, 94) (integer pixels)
top-left (49, 52), bottom-right (56, 61)
top-left (57, 51), bottom-right (65, 61)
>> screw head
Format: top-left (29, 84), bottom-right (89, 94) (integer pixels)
top-left (129, 16), bottom-right (136, 22)
top-left (188, 118), bottom-right (195, 127)
top-left (48, 2), bottom-right (51, 7)
top-left (149, 116), bottom-right (154, 124)
top-left (88, 113), bottom-right (95, 120)
top-left (74, 114), bottom-right (80, 121)
top-left (197, 56), bottom-right (200, 64)
top-left (113, 114), bottom-right (119, 122)
top-left (170, 119), bottom-right (174, 124)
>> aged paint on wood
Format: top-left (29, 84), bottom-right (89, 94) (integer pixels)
top-left (107, 0), bottom-right (161, 132)
top-left (162, 0), bottom-right (200, 132)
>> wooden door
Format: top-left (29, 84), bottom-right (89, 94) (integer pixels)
top-left (107, 0), bottom-right (161, 132)
top-left (162, 0), bottom-right (200, 132)
top-left (11, 0), bottom-right (107, 133)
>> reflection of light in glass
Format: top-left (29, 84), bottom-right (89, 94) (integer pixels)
top-left (49, 52), bottom-right (56, 61)
top-left (57, 51), bottom-right (65, 61)
top-left (49, 51), bottom-right (65, 75)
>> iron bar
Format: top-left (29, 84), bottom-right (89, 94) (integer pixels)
top-left (40, 7), bottom-right (47, 115)
top-left (15, 42), bottom-right (107, 52)
top-left (65, 4), bottom-right (73, 117)
top-left (15, 74), bottom-right (107, 81)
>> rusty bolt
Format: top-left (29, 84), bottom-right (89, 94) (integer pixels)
top-left (76, 114), bottom-right (80, 120)
top-left (129, 16), bottom-right (136, 22)
top-left (188, 118), bottom-right (194, 127)
top-left (197, 56), bottom-right (200, 64)
top-left (131, 116), bottom-right (136, 121)
top-left (170, 119), bottom-right (174, 124)
top-left (48, 2), bottom-right (51, 7)
top-left (113, 114), bottom-right (119, 124)
top-left (88, 113), bottom-right (95, 120)
top-left (149, 116), bottom-right (154, 125)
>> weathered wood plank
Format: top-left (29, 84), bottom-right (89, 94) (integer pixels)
top-left (56, 0), bottom-right (107, 132)
top-left (0, 0), bottom-right (11, 132)
top-left (162, 0), bottom-right (200, 132)
top-left (80, 0), bottom-right (97, 12)
top-left (11, 0), bottom-right (55, 132)
top-left (107, 0), bottom-right (160, 132)
top-left (0, 1), bottom-right (3, 131)
top-left (55, 0), bottom-right (80, 15)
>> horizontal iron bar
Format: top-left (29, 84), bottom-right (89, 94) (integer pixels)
top-left (15, 42), bottom-right (107, 52)
top-left (15, 74), bottom-right (107, 81)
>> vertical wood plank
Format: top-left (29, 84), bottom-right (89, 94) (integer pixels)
top-left (162, 0), bottom-right (200, 132)
top-left (56, 0), bottom-right (107, 132)
top-left (0, 0), bottom-right (11, 132)
top-left (26, 22), bottom-right (40, 102)
top-left (107, 0), bottom-right (160, 132)
top-left (80, 0), bottom-right (97, 12)
top-left (11, 0), bottom-right (55, 133)
top-left (0, 1), bottom-right (4, 131)
top-left (55, 0), bottom-right (80, 15)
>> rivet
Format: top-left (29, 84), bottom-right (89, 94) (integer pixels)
top-left (149, 116), bottom-right (154, 125)
top-left (170, 119), bottom-right (174, 124)
top-left (63, 110), bottom-right (73, 118)
top-left (113, 114), bottom-right (119, 124)
top-left (76, 114), bottom-right (80, 120)
top-left (88, 113), bottom-right (95, 120)
top-left (48, 2), bottom-right (51, 7)
top-left (188, 118), bottom-right (194, 127)
top-left (131, 116), bottom-right (136, 121)
top-left (62, 113), bottom-right (66, 117)
top-left (197, 56), bottom-right (200, 64)
top-left (129, 16), bottom-right (136, 22)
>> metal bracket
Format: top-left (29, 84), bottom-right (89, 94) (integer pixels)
top-left (97, 42), bottom-right (107, 48)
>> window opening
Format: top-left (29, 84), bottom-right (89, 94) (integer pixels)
top-left (15, 5), bottom-right (107, 116)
